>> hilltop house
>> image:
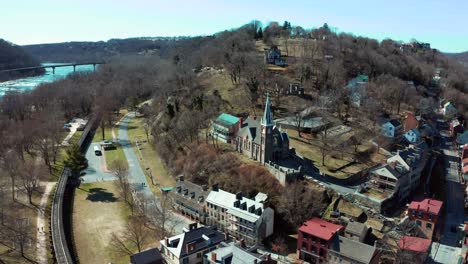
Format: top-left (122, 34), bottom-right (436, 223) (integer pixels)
top-left (160, 224), bottom-right (226, 264)
top-left (264, 47), bottom-right (286, 66)
top-left (407, 198), bottom-right (443, 240)
top-left (382, 119), bottom-right (403, 140)
top-left (205, 185), bottom-right (274, 246)
top-left (284, 83), bottom-right (305, 97)
top-left (346, 74), bottom-right (369, 107)
top-left (211, 113), bottom-right (241, 143)
top-left (235, 95), bottom-right (289, 165)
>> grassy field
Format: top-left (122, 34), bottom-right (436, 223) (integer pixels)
top-left (122, 114), bottom-right (174, 195)
top-left (73, 181), bottom-right (132, 264)
top-left (69, 130), bottom-right (84, 145)
top-left (104, 143), bottom-right (127, 171)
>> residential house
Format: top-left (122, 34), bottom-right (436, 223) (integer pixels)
top-left (443, 102), bottom-right (457, 119)
top-left (368, 142), bottom-right (429, 208)
top-left (397, 236), bottom-right (431, 264)
top-left (203, 241), bottom-right (276, 264)
top-left (407, 198), bottom-right (443, 240)
top-left (212, 113), bottom-right (241, 143)
top-left (381, 119), bottom-right (403, 140)
top-left (131, 248), bottom-right (164, 264)
top-left (284, 83), bottom-right (305, 97)
top-left (403, 112), bottom-right (419, 132)
top-left (264, 47), bottom-right (286, 66)
top-left (403, 128), bottom-right (422, 144)
top-left (205, 185), bottom-right (274, 246)
top-left (160, 224), bottom-right (226, 264)
top-left (235, 95), bottom-right (289, 165)
top-left (296, 218), bottom-right (344, 263)
top-left (450, 119), bottom-right (464, 137)
top-left (462, 146), bottom-right (468, 181)
top-left (328, 236), bottom-right (380, 264)
top-left (346, 74), bottom-right (368, 107)
top-left (171, 176), bottom-right (210, 224)
top-left (344, 222), bottom-right (369, 243)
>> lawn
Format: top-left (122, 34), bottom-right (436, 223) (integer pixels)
top-left (73, 181), bottom-right (132, 264)
top-left (287, 129), bottom-right (370, 179)
top-left (68, 130), bottom-right (84, 145)
top-left (104, 143), bottom-right (127, 171)
top-left (124, 114), bottom-right (174, 194)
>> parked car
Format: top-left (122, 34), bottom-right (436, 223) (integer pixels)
top-left (64, 123), bottom-right (72, 128)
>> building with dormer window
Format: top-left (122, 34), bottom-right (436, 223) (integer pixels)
top-left (407, 198), bottom-right (443, 239)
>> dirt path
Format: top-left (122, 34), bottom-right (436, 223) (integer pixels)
top-left (36, 182), bottom-right (56, 264)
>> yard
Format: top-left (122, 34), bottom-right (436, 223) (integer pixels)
top-left (287, 129), bottom-right (372, 179)
top-left (73, 181), bottom-right (131, 264)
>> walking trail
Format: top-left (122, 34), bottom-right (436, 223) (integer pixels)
top-left (36, 182), bottom-right (56, 264)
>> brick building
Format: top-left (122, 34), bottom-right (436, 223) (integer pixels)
top-left (407, 198), bottom-right (443, 239)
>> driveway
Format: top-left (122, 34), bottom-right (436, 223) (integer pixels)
top-left (118, 112), bottom-right (192, 233)
top-left (81, 142), bottom-right (116, 183)
top-left (61, 118), bottom-right (88, 146)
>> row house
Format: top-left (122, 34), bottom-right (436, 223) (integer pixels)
top-left (381, 119), bottom-right (403, 141)
top-left (160, 224), bottom-right (226, 264)
top-left (407, 198), bottom-right (443, 239)
top-left (171, 176), bottom-right (210, 224)
top-left (369, 142), bottom-right (429, 204)
top-left (297, 218), bottom-right (380, 264)
top-left (204, 241), bottom-right (276, 264)
top-left (205, 185), bottom-right (274, 246)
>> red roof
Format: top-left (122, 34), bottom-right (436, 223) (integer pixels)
top-left (298, 218), bottom-right (343, 241)
top-left (398, 236), bottom-right (431, 252)
top-left (404, 112), bottom-right (419, 132)
top-left (408, 198), bottom-right (443, 216)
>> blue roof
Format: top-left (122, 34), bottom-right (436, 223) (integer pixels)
top-left (347, 75), bottom-right (369, 89)
top-left (216, 113), bottom-right (240, 126)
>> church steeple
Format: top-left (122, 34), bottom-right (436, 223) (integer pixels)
top-left (261, 94), bottom-right (273, 127)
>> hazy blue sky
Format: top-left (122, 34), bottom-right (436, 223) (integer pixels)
top-left (2, 0), bottom-right (467, 52)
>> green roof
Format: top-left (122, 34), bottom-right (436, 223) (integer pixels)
top-left (161, 187), bottom-right (173, 192)
top-left (216, 113), bottom-right (240, 126)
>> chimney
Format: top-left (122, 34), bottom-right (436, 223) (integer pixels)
top-left (236, 192), bottom-right (243, 200)
top-left (189, 222), bottom-right (198, 231)
top-left (224, 233), bottom-right (229, 241)
top-left (417, 204), bottom-right (420, 210)
top-left (240, 239), bottom-right (246, 248)
top-left (212, 183), bottom-right (219, 192)
top-left (238, 117), bottom-right (243, 131)
top-left (211, 252), bottom-right (217, 262)
top-left (178, 175), bottom-right (184, 182)
top-left (254, 259), bottom-right (258, 264)
top-left (267, 254), bottom-right (271, 261)
top-left (165, 237), bottom-right (169, 246)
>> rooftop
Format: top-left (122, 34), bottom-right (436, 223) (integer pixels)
top-left (299, 218), bottom-right (344, 241)
top-left (345, 222), bottom-right (368, 237)
top-left (205, 242), bottom-right (265, 264)
top-left (130, 248), bottom-right (163, 264)
top-left (330, 236), bottom-right (378, 263)
top-left (398, 236), bottom-right (431, 253)
top-left (215, 113), bottom-right (240, 126)
top-left (408, 198), bottom-right (443, 216)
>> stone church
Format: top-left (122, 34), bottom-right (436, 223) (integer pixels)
top-left (235, 95), bottom-right (289, 164)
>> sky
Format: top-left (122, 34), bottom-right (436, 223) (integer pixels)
top-left (2, 0), bottom-right (467, 53)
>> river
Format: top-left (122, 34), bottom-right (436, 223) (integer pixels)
top-left (0, 63), bottom-right (95, 97)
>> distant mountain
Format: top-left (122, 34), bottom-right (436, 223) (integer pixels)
top-left (0, 39), bottom-right (44, 81)
top-left (22, 37), bottom-right (178, 62)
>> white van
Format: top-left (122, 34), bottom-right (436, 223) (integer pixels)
top-left (94, 146), bottom-right (102, 156)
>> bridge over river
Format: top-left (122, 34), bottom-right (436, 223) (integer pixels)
top-left (0, 62), bottom-right (105, 74)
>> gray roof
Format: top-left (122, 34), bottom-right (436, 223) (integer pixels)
top-left (371, 164), bottom-right (401, 180)
top-left (274, 116), bottom-right (326, 129)
top-left (130, 248), bottom-right (163, 264)
top-left (205, 242), bottom-right (263, 264)
top-left (238, 117), bottom-right (261, 144)
top-left (345, 222), bottom-right (368, 237)
top-left (330, 236), bottom-right (378, 264)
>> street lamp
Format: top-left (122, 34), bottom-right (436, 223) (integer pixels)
top-left (146, 167), bottom-right (155, 185)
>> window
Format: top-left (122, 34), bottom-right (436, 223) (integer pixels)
top-left (426, 223), bottom-right (433, 229)
top-left (302, 242), bottom-right (307, 250)
top-left (197, 252), bottom-right (202, 258)
top-left (428, 214), bottom-right (433, 221)
top-left (182, 257), bottom-right (188, 264)
top-left (416, 220), bottom-right (422, 226)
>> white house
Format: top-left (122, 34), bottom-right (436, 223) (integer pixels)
top-left (205, 186), bottom-right (274, 246)
top-left (403, 128), bottom-right (421, 144)
top-left (443, 102), bottom-right (457, 118)
top-left (382, 119), bottom-right (403, 139)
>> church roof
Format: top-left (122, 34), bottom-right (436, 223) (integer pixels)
top-left (261, 94), bottom-right (273, 127)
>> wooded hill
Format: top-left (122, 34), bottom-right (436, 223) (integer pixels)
top-left (0, 39), bottom-right (44, 81)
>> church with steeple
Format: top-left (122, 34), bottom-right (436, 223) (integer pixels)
top-left (235, 95), bottom-right (290, 164)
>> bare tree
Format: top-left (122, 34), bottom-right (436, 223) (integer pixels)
top-left (1, 217), bottom-right (32, 259)
top-left (110, 216), bottom-right (151, 256)
top-left (0, 151), bottom-right (19, 201)
top-left (112, 160), bottom-right (135, 213)
top-left (18, 161), bottom-right (48, 205)
top-left (144, 194), bottom-right (181, 238)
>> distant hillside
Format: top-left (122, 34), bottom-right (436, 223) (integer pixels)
top-left (0, 39), bottom-right (44, 81)
top-left (446, 51), bottom-right (468, 67)
top-left (23, 37), bottom-right (178, 62)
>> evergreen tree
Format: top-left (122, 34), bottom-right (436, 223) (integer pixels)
top-left (256, 27), bottom-right (263, 40)
top-left (64, 144), bottom-right (88, 177)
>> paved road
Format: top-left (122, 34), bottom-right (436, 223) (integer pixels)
top-left (119, 112), bottom-right (192, 233)
top-left (429, 127), bottom-right (465, 263)
top-left (81, 142), bottom-right (116, 182)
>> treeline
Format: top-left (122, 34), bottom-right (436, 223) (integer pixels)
top-left (22, 37), bottom-right (181, 62)
top-left (0, 39), bottom-right (44, 81)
